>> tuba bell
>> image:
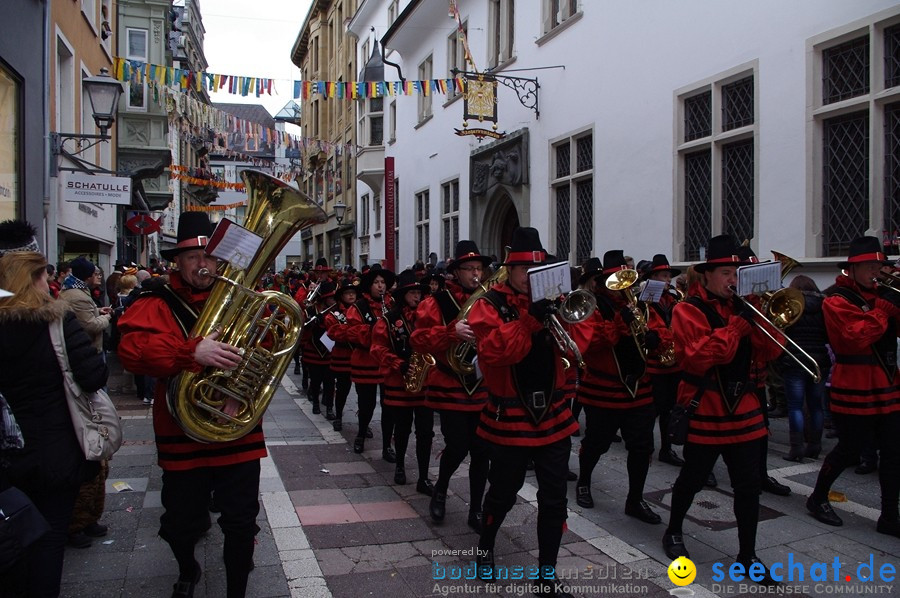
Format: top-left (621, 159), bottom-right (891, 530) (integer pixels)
top-left (605, 268), bottom-right (650, 361)
top-left (168, 171), bottom-right (327, 442)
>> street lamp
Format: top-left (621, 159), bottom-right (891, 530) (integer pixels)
top-left (334, 202), bottom-right (347, 225)
top-left (51, 67), bottom-right (124, 175)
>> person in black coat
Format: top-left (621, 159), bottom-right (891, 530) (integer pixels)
top-left (0, 241), bottom-right (108, 597)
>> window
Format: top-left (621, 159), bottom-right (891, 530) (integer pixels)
top-left (552, 131), bottom-right (593, 265)
top-left (677, 69), bottom-right (757, 261)
top-left (56, 34), bottom-right (75, 136)
top-left (418, 55), bottom-right (433, 123)
top-left (388, 0), bottom-right (399, 25)
top-left (542, 0), bottom-right (578, 36)
top-left (488, 0), bottom-right (514, 69)
top-left (369, 98), bottom-right (383, 145)
top-left (374, 193), bottom-right (382, 233)
top-left (82, 0), bottom-right (97, 30)
top-left (416, 190), bottom-right (430, 261)
top-left (389, 100), bottom-right (397, 142)
top-left (441, 180), bottom-right (460, 259)
top-left (81, 70), bottom-right (97, 164)
top-left (126, 28), bottom-right (148, 111)
top-left (448, 21), bottom-right (467, 99)
top-left (361, 193), bottom-right (370, 236)
top-left (0, 64), bottom-right (20, 220)
top-left (814, 15), bottom-right (900, 256)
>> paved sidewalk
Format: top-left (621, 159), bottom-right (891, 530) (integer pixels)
top-left (59, 356), bottom-right (899, 597)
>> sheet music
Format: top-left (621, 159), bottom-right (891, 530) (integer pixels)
top-left (318, 331), bottom-right (335, 353)
top-left (205, 219), bottom-right (263, 271)
top-left (736, 262), bottom-right (782, 296)
top-left (527, 261), bottom-right (572, 302)
top-left (638, 279), bottom-right (667, 303)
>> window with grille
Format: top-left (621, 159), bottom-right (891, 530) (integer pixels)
top-left (441, 180), bottom-right (460, 259)
top-left (815, 15), bottom-right (900, 257)
top-left (416, 190), bottom-right (430, 261)
top-left (418, 56), bottom-right (433, 123)
top-left (677, 69), bottom-right (757, 260)
top-left (488, 0), bottom-right (514, 69)
top-left (552, 131), bottom-right (593, 265)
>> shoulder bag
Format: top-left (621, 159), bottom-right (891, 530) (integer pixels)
top-left (48, 319), bottom-right (122, 461)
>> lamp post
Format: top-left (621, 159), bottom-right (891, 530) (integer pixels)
top-left (334, 202), bottom-right (347, 225)
top-left (50, 67), bottom-right (124, 176)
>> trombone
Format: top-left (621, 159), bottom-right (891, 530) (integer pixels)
top-left (729, 287), bottom-right (822, 383)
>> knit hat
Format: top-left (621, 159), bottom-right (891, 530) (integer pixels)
top-left (0, 220), bottom-right (40, 257)
top-left (71, 256), bottom-right (97, 281)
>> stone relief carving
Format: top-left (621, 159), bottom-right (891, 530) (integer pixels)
top-left (126, 120), bottom-right (150, 145)
top-left (470, 130), bottom-right (529, 197)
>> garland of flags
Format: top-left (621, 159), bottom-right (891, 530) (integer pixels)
top-left (114, 57), bottom-right (466, 100)
top-left (185, 201), bottom-right (248, 212)
top-left (170, 165), bottom-right (245, 191)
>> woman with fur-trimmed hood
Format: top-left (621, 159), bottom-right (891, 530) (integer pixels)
top-left (0, 221), bottom-right (108, 597)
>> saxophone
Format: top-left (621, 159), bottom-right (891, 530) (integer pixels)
top-left (404, 352), bottom-right (437, 393)
top-left (168, 170), bottom-right (327, 442)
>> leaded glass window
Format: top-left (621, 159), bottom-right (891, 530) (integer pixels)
top-left (684, 150), bottom-right (711, 261)
top-left (552, 131), bottom-right (593, 263)
top-left (884, 103), bottom-right (900, 241)
top-left (556, 143), bottom-right (570, 178)
top-left (684, 91), bottom-right (711, 142)
top-left (823, 112), bottom-right (869, 256)
top-left (886, 24), bottom-right (900, 89)
top-left (576, 180), bottom-right (593, 265)
top-left (576, 135), bottom-right (592, 173)
top-left (722, 77), bottom-right (754, 131)
top-left (722, 140), bottom-right (754, 243)
top-left (823, 36), bottom-right (869, 104)
top-left (555, 187), bottom-right (570, 260)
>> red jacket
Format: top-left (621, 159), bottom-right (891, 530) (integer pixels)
top-left (345, 293), bottom-right (385, 384)
top-left (467, 282), bottom-right (578, 447)
top-left (117, 272), bottom-right (267, 470)
top-left (323, 302), bottom-right (354, 373)
top-left (823, 275), bottom-right (900, 416)
top-left (300, 305), bottom-right (331, 367)
top-left (646, 292), bottom-right (680, 376)
top-left (671, 285), bottom-right (780, 445)
top-left (371, 305), bottom-right (426, 407)
top-left (411, 282), bottom-right (488, 411)
top-left (572, 293), bottom-right (654, 410)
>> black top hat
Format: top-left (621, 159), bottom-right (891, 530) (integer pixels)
top-left (601, 250), bottom-right (629, 276)
top-left (447, 240), bottom-right (492, 272)
top-left (500, 227), bottom-right (547, 266)
top-left (735, 246), bottom-right (760, 264)
top-left (578, 257), bottom-right (603, 286)
top-left (392, 269), bottom-right (429, 301)
top-left (360, 263), bottom-right (396, 290)
top-left (336, 278), bottom-right (360, 300)
top-left (420, 272), bottom-right (446, 290)
top-left (839, 235), bottom-right (891, 269)
top-left (0, 220), bottom-right (40, 257)
top-left (694, 234), bottom-right (747, 273)
top-left (644, 254), bottom-right (682, 278)
top-left (316, 281), bottom-right (336, 299)
top-left (161, 212), bottom-right (214, 260)
top-left (313, 257), bottom-right (332, 272)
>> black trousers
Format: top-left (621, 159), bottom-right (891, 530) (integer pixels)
top-left (306, 362), bottom-right (334, 409)
top-left (812, 411), bottom-right (900, 519)
top-left (356, 383), bottom-right (392, 449)
top-left (435, 410), bottom-right (490, 513)
top-left (160, 460), bottom-right (261, 598)
top-left (479, 437), bottom-right (571, 570)
top-left (666, 439), bottom-right (763, 558)
top-left (393, 405), bottom-right (435, 480)
top-left (578, 403), bottom-right (655, 503)
top-left (651, 372), bottom-right (681, 452)
top-left (332, 370), bottom-right (352, 418)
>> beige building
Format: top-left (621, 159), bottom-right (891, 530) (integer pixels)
top-left (291, 0), bottom-right (358, 269)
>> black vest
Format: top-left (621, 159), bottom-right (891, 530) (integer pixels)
top-left (434, 289), bottom-right (482, 395)
top-left (593, 294), bottom-right (647, 398)
top-left (686, 296), bottom-right (752, 414)
top-left (384, 307), bottom-right (413, 361)
top-left (136, 285), bottom-right (199, 339)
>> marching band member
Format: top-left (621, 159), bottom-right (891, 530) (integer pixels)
top-left (644, 254), bottom-right (684, 467)
top-left (571, 251), bottom-right (661, 524)
top-left (118, 213), bottom-right (264, 598)
top-left (293, 258), bottom-right (331, 384)
top-left (662, 234), bottom-right (781, 584)
top-left (371, 270), bottom-right (435, 493)
top-left (806, 236), bottom-right (900, 538)
top-left (344, 265), bottom-right (397, 458)
top-left (301, 281), bottom-right (337, 418)
top-left (467, 227), bottom-right (579, 598)
top-left (411, 240), bottom-right (492, 529)
top-left (323, 279), bottom-right (359, 432)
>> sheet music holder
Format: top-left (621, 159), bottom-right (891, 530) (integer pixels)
top-left (736, 262), bottom-right (782, 297)
top-left (527, 261), bottom-right (572, 303)
top-left (205, 218), bottom-right (264, 271)
top-left (639, 279), bottom-right (667, 303)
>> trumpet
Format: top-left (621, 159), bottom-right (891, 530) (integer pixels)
top-left (730, 287), bottom-right (821, 383)
top-left (875, 271), bottom-right (900, 297)
top-left (303, 282), bottom-right (322, 307)
top-left (543, 289), bottom-right (596, 369)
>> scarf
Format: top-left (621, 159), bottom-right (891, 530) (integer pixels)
top-left (62, 274), bottom-right (89, 292)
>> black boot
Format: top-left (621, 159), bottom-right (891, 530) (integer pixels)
top-left (430, 491), bottom-right (446, 522)
top-left (784, 428), bottom-right (805, 462)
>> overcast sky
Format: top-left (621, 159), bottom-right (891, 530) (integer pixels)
top-left (201, 0), bottom-right (313, 118)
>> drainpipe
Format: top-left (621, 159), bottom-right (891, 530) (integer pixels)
top-left (42, 0), bottom-right (54, 263)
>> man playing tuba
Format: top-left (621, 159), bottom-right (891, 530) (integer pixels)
top-left (118, 212), bottom-right (263, 598)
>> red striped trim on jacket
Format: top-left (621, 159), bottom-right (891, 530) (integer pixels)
top-left (477, 396), bottom-right (578, 447)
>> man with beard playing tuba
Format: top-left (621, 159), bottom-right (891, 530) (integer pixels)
top-left (118, 213), bottom-right (263, 598)
top-left (411, 240), bottom-right (492, 527)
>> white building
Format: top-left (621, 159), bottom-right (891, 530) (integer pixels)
top-left (350, 0), bottom-right (900, 287)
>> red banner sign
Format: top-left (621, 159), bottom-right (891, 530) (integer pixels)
top-left (125, 213), bottom-right (162, 235)
top-left (384, 157), bottom-right (396, 271)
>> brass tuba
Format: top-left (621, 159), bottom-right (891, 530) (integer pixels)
top-left (605, 268), bottom-right (650, 361)
top-left (168, 170), bottom-right (327, 442)
top-left (447, 264), bottom-right (508, 375)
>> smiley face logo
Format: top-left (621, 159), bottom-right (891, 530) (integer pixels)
top-left (667, 556), bottom-right (696, 586)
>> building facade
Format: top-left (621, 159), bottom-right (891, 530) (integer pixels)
top-left (292, 0), bottom-right (359, 270)
top-left (351, 0), bottom-right (900, 287)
